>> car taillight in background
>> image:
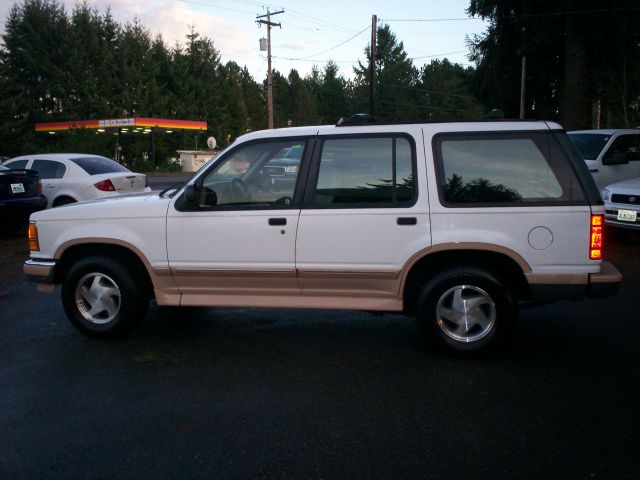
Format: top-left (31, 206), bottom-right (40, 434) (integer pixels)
top-left (37, 179), bottom-right (42, 194)
top-left (94, 179), bottom-right (116, 191)
top-left (589, 214), bottom-right (603, 260)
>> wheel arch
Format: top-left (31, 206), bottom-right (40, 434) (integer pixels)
top-left (401, 247), bottom-right (531, 315)
top-left (54, 240), bottom-right (156, 299)
top-left (52, 195), bottom-right (77, 207)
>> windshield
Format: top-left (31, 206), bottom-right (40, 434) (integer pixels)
top-left (567, 133), bottom-right (610, 160)
top-left (70, 156), bottom-right (130, 175)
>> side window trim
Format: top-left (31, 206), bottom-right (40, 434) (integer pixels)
top-left (303, 132), bottom-right (418, 209)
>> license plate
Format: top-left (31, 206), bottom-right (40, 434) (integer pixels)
top-left (617, 209), bottom-right (637, 222)
top-left (10, 183), bottom-right (25, 194)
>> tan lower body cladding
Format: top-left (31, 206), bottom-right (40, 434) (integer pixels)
top-left (161, 267), bottom-right (403, 310)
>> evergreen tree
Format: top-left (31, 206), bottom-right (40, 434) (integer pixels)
top-left (354, 25), bottom-right (420, 121)
top-left (419, 59), bottom-right (484, 120)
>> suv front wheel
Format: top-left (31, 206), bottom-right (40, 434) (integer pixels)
top-left (61, 256), bottom-right (149, 338)
top-left (416, 267), bottom-right (516, 354)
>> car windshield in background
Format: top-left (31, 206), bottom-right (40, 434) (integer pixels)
top-left (568, 133), bottom-right (610, 160)
top-left (70, 156), bottom-right (129, 175)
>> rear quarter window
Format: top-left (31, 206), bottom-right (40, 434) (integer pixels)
top-left (70, 156), bottom-right (129, 175)
top-left (433, 131), bottom-right (587, 206)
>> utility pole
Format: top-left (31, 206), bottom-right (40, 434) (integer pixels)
top-left (520, 54), bottom-right (526, 119)
top-left (369, 15), bottom-right (377, 117)
top-left (257, 9), bottom-right (284, 129)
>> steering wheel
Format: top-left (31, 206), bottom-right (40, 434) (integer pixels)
top-left (230, 178), bottom-right (250, 201)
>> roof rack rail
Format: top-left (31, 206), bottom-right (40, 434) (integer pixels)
top-left (336, 113), bottom-right (378, 126)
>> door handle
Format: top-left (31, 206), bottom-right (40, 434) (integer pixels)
top-left (589, 169), bottom-right (599, 173)
top-left (397, 217), bottom-right (417, 225)
top-left (269, 218), bottom-right (287, 226)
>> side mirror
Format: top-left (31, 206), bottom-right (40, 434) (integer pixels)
top-left (603, 152), bottom-right (629, 166)
top-left (184, 183), bottom-right (198, 205)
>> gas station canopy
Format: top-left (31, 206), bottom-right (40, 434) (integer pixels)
top-left (35, 117), bottom-right (207, 133)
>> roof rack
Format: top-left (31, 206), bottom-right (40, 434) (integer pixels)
top-left (334, 111), bottom-right (535, 127)
top-left (336, 113), bottom-right (378, 126)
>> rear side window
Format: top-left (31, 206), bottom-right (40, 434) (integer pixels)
top-left (312, 136), bottom-right (416, 207)
top-left (70, 156), bottom-right (129, 175)
top-left (6, 160), bottom-right (28, 170)
top-left (433, 132), bottom-right (586, 206)
top-left (32, 159), bottom-right (66, 179)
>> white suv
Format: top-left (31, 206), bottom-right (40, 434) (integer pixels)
top-left (24, 119), bottom-right (622, 354)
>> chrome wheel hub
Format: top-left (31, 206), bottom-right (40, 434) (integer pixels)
top-left (75, 272), bottom-right (121, 325)
top-left (435, 285), bottom-right (496, 343)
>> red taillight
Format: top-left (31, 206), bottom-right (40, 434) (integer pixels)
top-left (94, 179), bottom-right (116, 192)
top-left (589, 214), bottom-right (603, 260)
top-left (37, 179), bottom-right (42, 194)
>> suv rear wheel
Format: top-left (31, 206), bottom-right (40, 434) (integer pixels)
top-left (61, 256), bottom-right (149, 338)
top-left (416, 267), bottom-right (516, 354)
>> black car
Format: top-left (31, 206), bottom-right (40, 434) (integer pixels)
top-left (0, 165), bottom-right (48, 227)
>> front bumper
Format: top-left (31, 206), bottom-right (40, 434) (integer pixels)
top-left (24, 259), bottom-right (56, 292)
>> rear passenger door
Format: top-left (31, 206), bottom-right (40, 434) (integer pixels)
top-left (295, 130), bottom-right (431, 302)
top-left (31, 159), bottom-right (67, 207)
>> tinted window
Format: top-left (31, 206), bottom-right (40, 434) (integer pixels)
top-left (70, 156), bottom-right (129, 175)
top-left (312, 136), bottom-right (415, 206)
top-left (435, 132), bottom-right (585, 205)
top-left (6, 160), bottom-right (28, 170)
top-left (32, 160), bottom-right (66, 179)
top-left (567, 133), bottom-right (610, 160)
top-left (603, 134), bottom-right (640, 162)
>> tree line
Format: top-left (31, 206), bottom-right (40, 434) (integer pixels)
top-left (0, 0), bottom-right (638, 167)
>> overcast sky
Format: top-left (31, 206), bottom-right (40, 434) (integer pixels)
top-left (0, 0), bottom-right (488, 80)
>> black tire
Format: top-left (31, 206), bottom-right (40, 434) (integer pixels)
top-left (53, 196), bottom-right (76, 207)
top-left (415, 266), bottom-right (516, 355)
top-left (61, 255), bottom-right (149, 338)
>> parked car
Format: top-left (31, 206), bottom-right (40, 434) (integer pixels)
top-left (600, 176), bottom-right (640, 230)
top-left (567, 129), bottom-right (640, 189)
top-left (4, 154), bottom-right (150, 208)
top-left (23, 118), bottom-right (621, 355)
top-left (0, 164), bottom-right (47, 226)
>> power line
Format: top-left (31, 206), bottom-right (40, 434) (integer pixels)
top-left (176, 0), bottom-right (254, 15)
top-left (384, 6), bottom-right (640, 22)
top-left (221, 0), bottom-right (357, 34)
top-left (382, 17), bottom-right (483, 22)
top-left (284, 24), bottom-right (370, 61)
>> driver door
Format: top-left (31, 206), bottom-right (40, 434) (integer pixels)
top-left (166, 137), bottom-right (311, 305)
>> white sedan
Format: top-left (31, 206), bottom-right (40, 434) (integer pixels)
top-left (4, 153), bottom-right (150, 208)
top-left (601, 176), bottom-right (640, 230)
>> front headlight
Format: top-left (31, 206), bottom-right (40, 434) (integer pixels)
top-left (600, 188), bottom-right (611, 202)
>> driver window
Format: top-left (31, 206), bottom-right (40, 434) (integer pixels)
top-left (200, 140), bottom-right (304, 207)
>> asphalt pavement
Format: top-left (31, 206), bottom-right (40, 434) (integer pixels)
top-left (1, 226), bottom-right (639, 479)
